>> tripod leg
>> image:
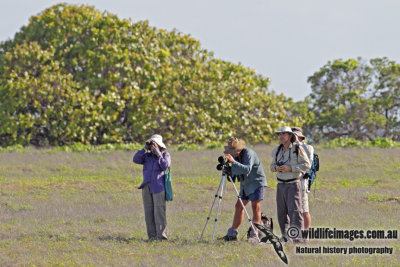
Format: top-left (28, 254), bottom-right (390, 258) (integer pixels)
top-left (229, 179), bottom-right (260, 242)
top-left (200, 174), bottom-right (224, 241)
top-left (212, 173), bottom-right (226, 241)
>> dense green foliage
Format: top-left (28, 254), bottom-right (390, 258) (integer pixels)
top-left (0, 3), bottom-right (294, 147)
top-left (300, 58), bottom-right (400, 142)
top-left (324, 137), bottom-right (400, 148)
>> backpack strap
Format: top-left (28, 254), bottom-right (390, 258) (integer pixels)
top-left (161, 151), bottom-right (171, 172)
top-left (293, 144), bottom-right (299, 158)
top-left (294, 144), bottom-right (298, 155)
top-left (275, 144), bottom-right (283, 164)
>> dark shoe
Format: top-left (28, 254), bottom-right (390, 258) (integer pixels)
top-left (222, 235), bottom-right (237, 241)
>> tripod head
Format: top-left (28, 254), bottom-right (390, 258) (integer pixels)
top-left (216, 156), bottom-right (245, 182)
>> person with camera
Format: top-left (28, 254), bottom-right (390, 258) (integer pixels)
top-left (222, 137), bottom-right (268, 242)
top-left (133, 134), bottom-right (171, 241)
top-left (270, 127), bottom-right (310, 243)
top-left (292, 127), bottom-right (314, 241)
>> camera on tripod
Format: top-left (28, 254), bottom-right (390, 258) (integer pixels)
top-left (216, 156), bottom-right (244, 182)
top-left (216, 156), bottom-right (231, 175)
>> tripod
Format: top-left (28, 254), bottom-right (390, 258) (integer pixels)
top-left (199, 171), bottom-right (260, 242)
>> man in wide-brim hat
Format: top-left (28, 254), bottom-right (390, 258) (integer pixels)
top-left (222, 137), bottom-right (268, 242)
top-left (275, 126), bottom-right (296, 143)
top-left (270, 127), bottom-right (310, 243)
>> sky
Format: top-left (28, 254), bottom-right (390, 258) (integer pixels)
top-left (1, 0), bottom-right (400, 101)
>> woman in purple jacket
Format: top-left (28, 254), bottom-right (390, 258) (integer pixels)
top-left (133, 134), bottom-right (171, 241)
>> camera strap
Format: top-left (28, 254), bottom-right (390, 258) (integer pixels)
top-left (276, 145), bottom-right (291, 165)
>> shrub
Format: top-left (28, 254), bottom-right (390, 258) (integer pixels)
top-left (324, 137), bottom-right (400, 148)
top-left (0, 3), bottom-right (294, 147)
top-left (325, 137), bottom-right (368, 148)
top-left (369, 137), bottom-right (400, 148)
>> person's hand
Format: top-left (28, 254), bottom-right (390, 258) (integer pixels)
top-left (280, 165), bottom-right (292, 172)
top-left (225, 154), bottom-right (235, 163)
top-left (151, 145), bottom-right (162, 157)
top-left (275, 165), bottom-right (282, 172)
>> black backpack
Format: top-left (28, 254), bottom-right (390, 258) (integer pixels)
top-left (247, 212), bottom-right (273, 239)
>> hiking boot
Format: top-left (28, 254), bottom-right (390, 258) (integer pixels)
top-left (222, 235), bottom-right (237, 241)
top-left (221, 227), bottom-right (238, 242)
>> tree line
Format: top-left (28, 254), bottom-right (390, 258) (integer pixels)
top-left (0, 4), bottom-right (399, 147)
top-left (295, 58), bottom-right (400, 142)
top-left (0, 4), bottom-right (295, 146)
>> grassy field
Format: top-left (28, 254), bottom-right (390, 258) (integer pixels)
top-left (0, 145), bottom-right (399, 266)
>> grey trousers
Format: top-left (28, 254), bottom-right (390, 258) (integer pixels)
top-left (141, 184), bottom-right (168, 240)
top-left (276, 182), bottom-right (304, 239)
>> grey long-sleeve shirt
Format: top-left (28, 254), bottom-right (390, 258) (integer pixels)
top-left (299, 142), bottom-right (314, 174)
top-left (231, 147), bottom-right (267, 195)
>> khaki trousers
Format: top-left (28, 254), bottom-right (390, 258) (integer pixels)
top-left (276, 181), bottom-right (304, 240)
top-left (141, 184), bottom-right (168, 240)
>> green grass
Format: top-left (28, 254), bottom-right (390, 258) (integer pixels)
top-left (365, 192), bottom-right (400, 202)
top-left (0, 145), bottom-right (399, 266)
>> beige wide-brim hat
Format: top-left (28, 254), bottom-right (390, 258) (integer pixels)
top-left (292, 130), bottom-right (305, 139)
top-left (275, 126), bottom-right (293, 135)
top-left (150, 134), bottom-right (166, 149)
top-left (224, 137), bottom-right (246, 155)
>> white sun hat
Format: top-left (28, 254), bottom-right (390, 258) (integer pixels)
top-left (150, 134), bottom-right (166, 149)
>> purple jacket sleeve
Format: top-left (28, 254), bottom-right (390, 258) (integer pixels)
top-left (133, 149), bottom-right (146, 164)
top-left (158, 152), bottom-right (171, 171)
